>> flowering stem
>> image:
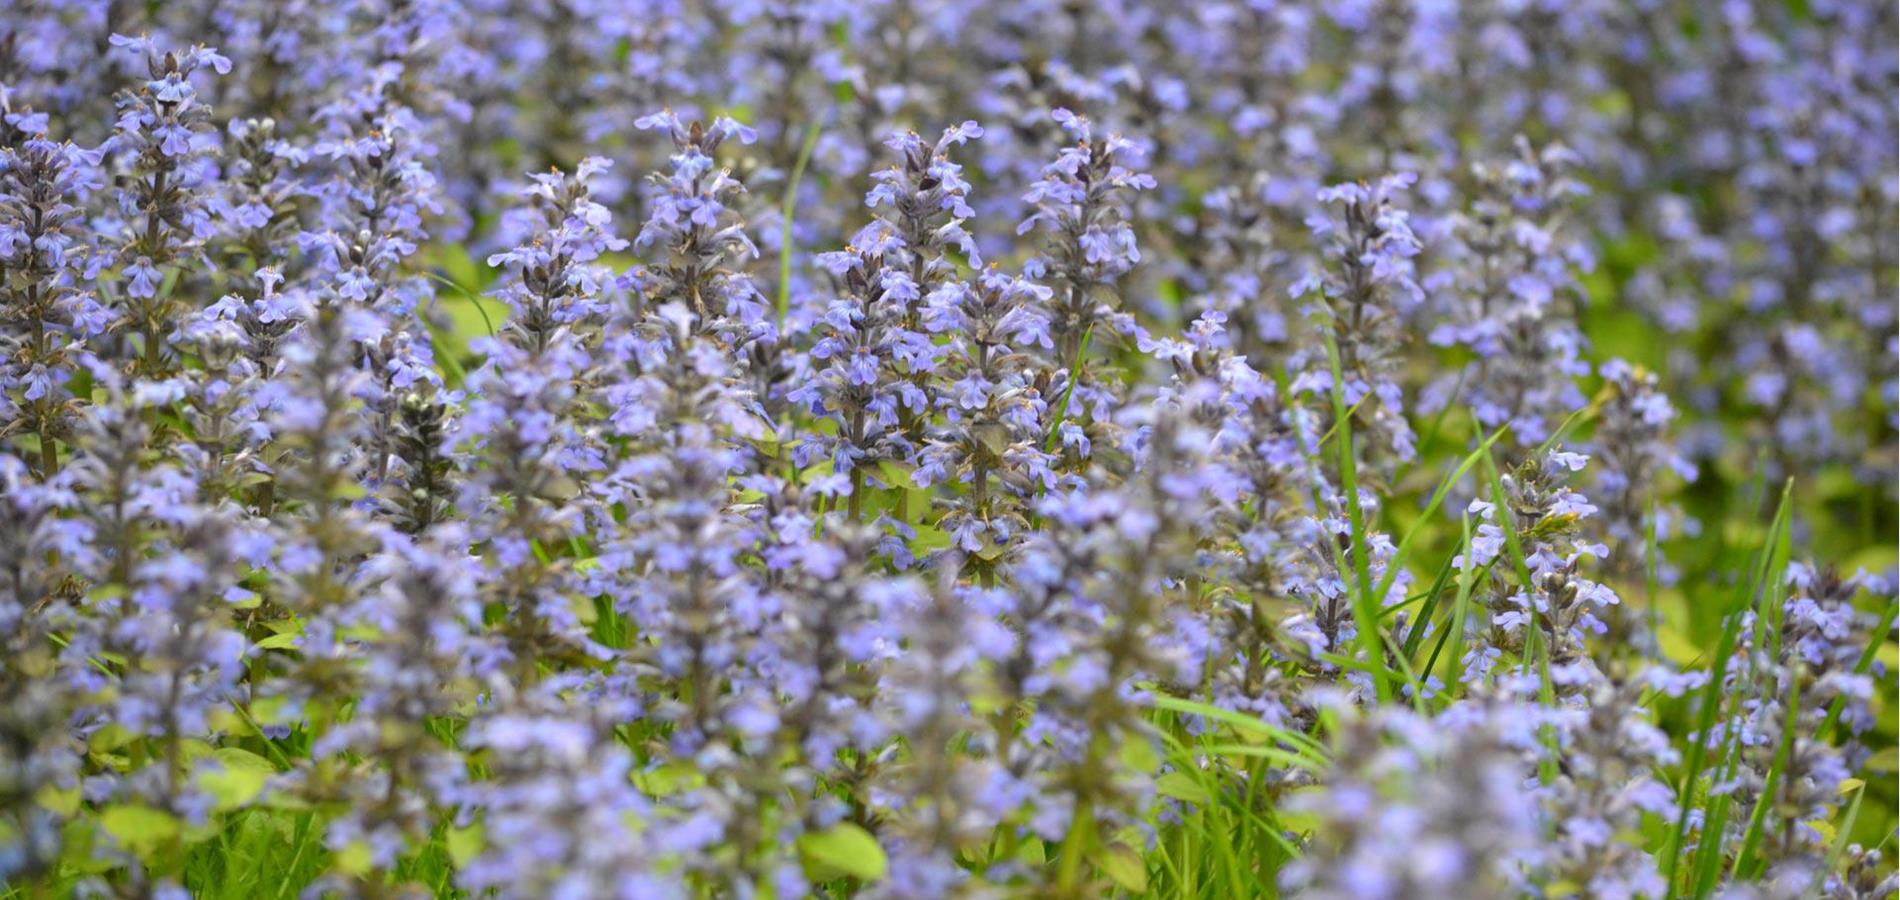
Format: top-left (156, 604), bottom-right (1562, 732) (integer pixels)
top-left (143, 322), bottom-right (163, 374)
top-left (848, 467), bottom-right (864, 523)
top-left (1053, 792), bottom-right (1093, 897)
top-left (37, 433), bottom-right (57, 478)
top-left (776, 118), bottom-right (823, 324)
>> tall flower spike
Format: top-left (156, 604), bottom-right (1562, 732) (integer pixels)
top-left (868, 122), bottom-right (984, 294)
top-left (630, 110), bottom-right (765, 339)
top-left (213, 117), bottom-right (307, 271)
top-left (1424, 138), bottom-right (1593, 449)
top-left (0, 135), bottom-right (107, 476)
top-left (915, 267), bottom-right (1056, 580)
top-left (0, 453), bottom-right (85, 883)
top-left (874, 563), bottom-right (1012, 896)
top-left (1705, 564), bottom-right (1892, 885)
top-left (1455, 450), bottom-right (1616, 692)
top-left (454, 157), bottom-right (631, 681)
top-left (104, 35), bottom-right (230, 378)
top-left (1591, 359), bottom-right (1696, 582)
top-left (864, 122), bottom-right (984, 474)
top-left (303, 75), bottom-right (447, 497)
top-left (596, 312), bottom-right (765, 747)
top-left (1540, 677), bottom-right (1680, 899)
top-left (171, 303), bottom-right (264, 506)
top-left (1291, 172), bottom-right (1424, 469)
top-left (306, 84), bottom-right (442, 319)
top-left (256, 279), bottom-right (380, 727)
top-left (58, 388), bottom-right (249, 890)
top-left (1147, 311), bottom-right (1321, 722)
top-left (790, 231), bottom-right (932, 523)
top-left (486, 156), bottom-right (628, 356)
top-left (1187, 174), bottom-right (1301, 368)
top-left (994, 410), bottom-right (1226, 884)
top-left (1018, 107), bottom-right (1155, 368)
top-left (302, 524), bottom-right (484, 886)
top-left (456, 696), bottom-right (680, 898)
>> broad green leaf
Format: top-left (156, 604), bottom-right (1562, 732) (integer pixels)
top-left (446, 823), bottom-right (484, 867)
top-left (1154, 772), bottom-right (1211, 805)
top-left (100, 804), bottom-right (179, 855)
top-left (333, 839), bottom-right (374, 876)
top-left (197, 747), bottom-right (277, 810)
top-left (1656, 626), bottom-right (1703, 667)
top-left (1116, 734), bottom-right (1161, 775)
top-left (1017, 838), bottom-right (1047, 866)
top-left (253, 632), bottom-right (301, 652)
top-left (1862, 746), bottom-right (1897, 773)
top-left (797, 822), bottom-right (888, 882)
top-left (1090, 842), bottom-right (1148, 894)
top-left (634, 762), bottom-right (703, 797)
top-left (88, 724), bottom-right (135, 752)
top-left (36, 783), bottom-right (81, 816)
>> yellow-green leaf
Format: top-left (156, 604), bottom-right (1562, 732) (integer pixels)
top-left (333, 840), bottom-right (374, 876)
top-left (634, 762), bottom-right (703, 798)
top-left (1091, 842), bottom-right (1148, 894)
top-left (88, 724), bottom-right (135, 752)
top-left (1116, 735), bottom-right (1160, 775)
top-left (1017, 837), bottom-right (1046, 866)
top-left (447, 822), bottom-right (484, 867)
top-left (253, 632), bottom-right (301, 652)
top-left (1655, 625), bottom-right (1703, 666)
top-left (36, 783), bottom-right (81, 817)
top-left (197, 747), bottom-right (276, 810)
top-left (100, 805), bottom-right (179, 855)
top-left (1863, 746), bottom-right (1897, 773)
top-left (1155, 771), bottom-right (1211, 805)
top-left (797, 822), bottom-right (888, 882)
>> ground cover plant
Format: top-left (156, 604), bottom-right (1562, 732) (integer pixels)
top-left (0, 1), bottom-right (1896, 897)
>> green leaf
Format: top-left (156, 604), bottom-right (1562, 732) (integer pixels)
top-left (88, 723), bottom-right (135, 752)
top-left (100, 804), bottom-right (180, 855)
top-left (425, 244), bottom-right (489, 291)
top-left (633, 762), bottom-right (703, 798)
top-left (197, 747), bottom-right (277, 810)
top-left (333, 839), bottom-right (374, 876)
top-left (1862, 746), bottom-right (1897, 773)
top-left (1116, 734), bottom-right (1161, 775)
top-left (1090, 842), bottom-right (1148, 894)
top-left (253, 632), bottom-right (301, 652)
top-left (797, 822), bottom-right (888, 882)
top-left (446, 822), bottom-right (484, 867)
top-left (36, 783), bottom-right (81, 816)
top-left (1147, 693), bottom-right (1327, 762)
top-left (1154, 771), bottom-right (1211, 805)
top-left (1017, 838), bottom-right (1047, 866)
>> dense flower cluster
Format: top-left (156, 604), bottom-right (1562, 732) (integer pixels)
top-left (0, 3), bottom-right (1894, 899)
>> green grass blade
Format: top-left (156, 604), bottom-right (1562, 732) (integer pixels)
top-left (1662, 480), bottom-right (1793, 891)
top-left (1323, 332), bottom-right (1391, 704)
top-left (776, 118), bottom-right (824, 324)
